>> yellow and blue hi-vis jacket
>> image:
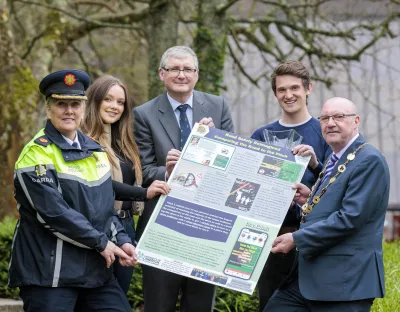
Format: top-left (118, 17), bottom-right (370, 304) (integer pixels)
top-left (8, 120), bottom-right (131, 288)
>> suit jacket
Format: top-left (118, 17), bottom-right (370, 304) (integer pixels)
top-left (292, 135), bottom-right (390, 301)
top-left (133, 90), bottom-right (234, 238)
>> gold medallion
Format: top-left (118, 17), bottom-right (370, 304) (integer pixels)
top-left (329, 177), bottom-right (336, 183)
top-left (302, 204), bottom-right (312, 214)
top-left (347, 153), bottom-right (355, 161)
top-left (312, 196), bottom-right (320, 204)
top-left (338, 164), bottom-right (346, 172)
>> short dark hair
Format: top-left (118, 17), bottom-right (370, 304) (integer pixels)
top-left (271, 61), bottom-right (311, 95)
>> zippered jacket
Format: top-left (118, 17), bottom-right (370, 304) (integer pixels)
top-left (9, 120), bottom-right (131, 288)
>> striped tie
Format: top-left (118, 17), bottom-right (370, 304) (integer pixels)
top-left (321, 154), bottom-right (339, 184)
top-left (177, 104), bottom-right (191, 150)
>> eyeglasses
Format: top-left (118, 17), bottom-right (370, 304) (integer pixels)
top-left (318, 113), bottom-right (357, 124)
top-left (162, 67), bottom-right (197, 76)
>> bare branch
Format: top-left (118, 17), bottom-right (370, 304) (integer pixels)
top-left (275, 11), bottom-right (398, 62)
top-left (72, 0), bottom-right (117, 13)
top-left (88, 33), bottom-right (108, 73)
top-left (70, 43), bottom-right (90, 74)
top-left (231, 17), bottom-right (357, 39)
top-left (231, 25), bottom-right (281, 60)
top-left (229, 29), bottom-right (245, 54)
top-left (257, 0), bottom-right (333, 10)
top-left (14, 1), bottom-right (147, 29)
top-left (216, 0), bottom-right (240, 15)
top-left (227, 43), bottom-right (259, 87)
top-left (9, 0), bottom-right (26, 37)
top-left (21, 30), bottom-right (46, 60)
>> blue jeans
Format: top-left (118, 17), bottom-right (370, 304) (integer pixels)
top-left (113, 215), bottom-right (135, 294)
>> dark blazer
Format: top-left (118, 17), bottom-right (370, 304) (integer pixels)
top-left (292, 135), bottom-right (390, 301)
top-left (133, 90), bottom-right (234, 238)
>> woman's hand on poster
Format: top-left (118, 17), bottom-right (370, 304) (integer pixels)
top-left (147, 180), bottom-right (171, 199)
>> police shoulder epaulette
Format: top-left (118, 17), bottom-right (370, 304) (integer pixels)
top-left (34, 136), bottom-right (51, 147)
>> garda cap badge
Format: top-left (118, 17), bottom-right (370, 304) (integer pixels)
top-left (35, 165), bottom-right (47, 176)
top-left (64, 73), bottom-right (76, 86)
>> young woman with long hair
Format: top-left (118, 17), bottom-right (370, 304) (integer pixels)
top-left (82, 75), bottom-right (170, 294)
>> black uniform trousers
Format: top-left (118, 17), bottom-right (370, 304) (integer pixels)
top-left (142, 265), bottom-right (216, 312)
top-left (263, 276), bottom-right (374, 312)
top-left (19, 279), bottom-right (131, 312)
top-left (257, 248), bottom-right (297, 311)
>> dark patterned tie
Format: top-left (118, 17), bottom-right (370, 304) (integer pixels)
top-left (321, 154), bottom-right (339, 184)
top-left (177, 104), bottom-right (191, 150)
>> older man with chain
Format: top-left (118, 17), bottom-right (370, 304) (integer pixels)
top-left (263, 97), bottom-right (390, 312)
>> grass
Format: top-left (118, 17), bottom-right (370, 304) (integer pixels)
top-left (371, 240), bottom-right (400, 312)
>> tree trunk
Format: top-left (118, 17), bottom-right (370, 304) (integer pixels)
top-left (0, 1), bottom-right (39, 218)
top-left (147, 0), bottom-right (179, 99)
top-left (193, 0), bottom-right (228, 95)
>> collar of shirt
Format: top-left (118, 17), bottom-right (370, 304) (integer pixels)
top-left (167, 92), bottom-right (194, 110)
top-left (62, 134), bottom-right (81, 149)
top-left (167, 92), bottom-right (194, 128)
top-left (278, 116), bottom-right (312, 128)
top-left (334, 133), bottom-right (359, 160)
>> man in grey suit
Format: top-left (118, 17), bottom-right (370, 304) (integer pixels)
top-left (133, 46), bottom-right (234, 312)
top-left (264, 97), bottom-right (390, 312)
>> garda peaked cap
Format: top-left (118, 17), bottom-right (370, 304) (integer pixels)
top-left (39, 69), bottom-right (90, 100)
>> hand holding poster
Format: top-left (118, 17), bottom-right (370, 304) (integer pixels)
top-left (136, 124), bottom-right (310, 294)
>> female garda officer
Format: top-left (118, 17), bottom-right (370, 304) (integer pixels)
top-left (8, 69), bottom-right (136, 312)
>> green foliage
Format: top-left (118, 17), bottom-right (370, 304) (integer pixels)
top-left (0, 66), bottom-right (38, 119)
top-left (128, 264), bottom-right (145, 312)
top-left (0, 66), bottom-right (39, 142)
top-left (214, 288), bottom-right (259, 312)
top-left (0, 217), bottom-right (19, 299)
top-left (193, 26), bottom-right (227, 95)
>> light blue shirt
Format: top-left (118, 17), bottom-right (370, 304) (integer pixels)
top-left (167, 93), bottom-right (194, 129)
top-left (62, 133), bottom-right (81, 149)
top-left (334, 133), bottom-right (359, 160)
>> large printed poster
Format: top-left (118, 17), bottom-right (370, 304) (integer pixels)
top-left (136, 124), bottom-right (309, 294)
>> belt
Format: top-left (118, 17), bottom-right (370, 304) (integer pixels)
top-left (278, 226), bottom-right (298, 235)
top-left (117, 209), bottom-right (132, 219)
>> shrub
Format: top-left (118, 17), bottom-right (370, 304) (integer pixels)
top-left (0, 216), bottom-right (19, 299)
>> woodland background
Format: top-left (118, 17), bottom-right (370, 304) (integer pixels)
top-left (1, 0), bottom-right (400, 310)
